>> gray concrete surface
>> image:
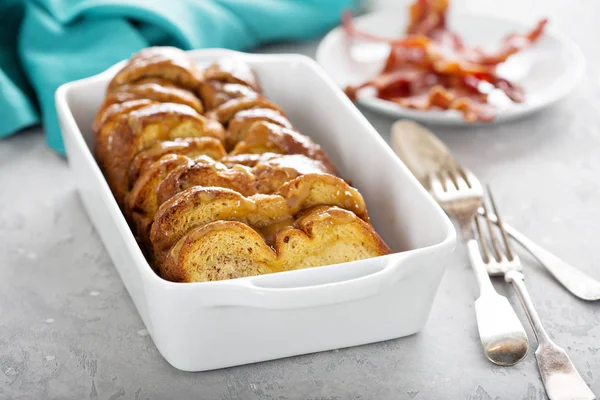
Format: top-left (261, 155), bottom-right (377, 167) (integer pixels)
top-left (1, 1), bottom-right (599, 398)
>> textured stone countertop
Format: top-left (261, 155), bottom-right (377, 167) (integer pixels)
top-left (1, 1), bottom-right (599, 399)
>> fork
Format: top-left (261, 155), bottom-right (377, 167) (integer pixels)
top-left (476, 187), bottom-right (595, 400)
top-left (429, 166), bottom-right (528, 366)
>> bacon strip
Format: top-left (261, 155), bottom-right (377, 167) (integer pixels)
top-left (466, 19), bottom-right (548, 65)
top-left (342, 11), bottom-right (429, 47)
top-left (342, 1), bottom-right (547, 122)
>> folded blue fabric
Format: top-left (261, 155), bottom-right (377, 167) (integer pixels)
top-left (0, 0), bottom-right (355, 154)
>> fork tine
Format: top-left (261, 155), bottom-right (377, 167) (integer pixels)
top-left (429, 172), bottom-right (445, 195)
top-left (440, 170), bottom-right (457, 192)
top-left (474, 214), bottom-right (490, 263)
top-left (487, 186), bottom-right (514, 261)
top-left (481, 194), bottom-right (503, 262)
top-left (452, 166), bottom-right (470, 191)
top-left (465, 168), bottom-right (483, 191)
top-left (455, 166), bottom-right (472, 189)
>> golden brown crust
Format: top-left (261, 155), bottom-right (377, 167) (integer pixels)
top-left (94, 100), bottom-right (158, 191)
top-left (203, 58), bottom-right (261, 92)
top-left (225, 108), bottom-right (292, 150)
top-left (93, 99), bottom-right (154, 142)
top-left (198, 80), bottom-right (259, 111)
top-left (102, 79), bottom-right (204, 114)
top-left (278, 174), bottom-right (368, 221)
top-left (98, 102), bottom-right (225, 204)
top-left (125, 154), bottom-right (195, 255)
top-left (108, 47), bottom-right (204, 92)
top-left (149, 174), bottom-right (368, 265)
top-left (155, 158), bottom-right (258, 206)
top-left (127, 137), bottom-right (226, 189)
top-left (230, 121), bottom-right (337, 175)
top-left (205, 97), bottom-right (284, 124)
top-left (220, 152), bottom-right (332, 175)
top-left (162, 206), bottom-right (390, 282)
top-left (154, 153), bottom-right (332, 206)
top-left (276, 206), bottom-right (390, 271)
top-left (126, 153), bottom-right (333, 266)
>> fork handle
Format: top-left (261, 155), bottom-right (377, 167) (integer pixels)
top-left (483, 212), bottom-right (600, 301)
top-left (466, 240), bottom-right (497, 296)
top-left (506, 270), bottom-right (595, 400)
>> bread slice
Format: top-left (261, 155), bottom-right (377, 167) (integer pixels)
top-left (108, 47), bottom-right (204, 92)
top-left (198, 80), bottom-right (259, 111)
top-left (225, 108), bottom-right (292, 150)
top-left (125, 154), bottom-right (195, 254)
top-left (277, 206), bottom-right (391, 271)
top-left (277, 173), bottom-right (367, 221)
top-left (220, 152), bottom-right (333, 174)
top-left (150, 174), bottom-right (368, 266)
top-left (93, 99), bottom-right (154, 151)
top-left (127, 137), bottom-right (226, 189)
top-left (127, 153), bottom-right (334, 262)
top-left (102, 78), bottom-right (204, 114)
top-left (162, 220), bottom-right (279, 282)
top-left (162, 206), bottom-right (390, 282)
top-left (154, 153), bottom-right (333, 207)
top-left (98, 102), bottom-right (225, 204)
top-left (155, 158), bottom-right (257, 206)
top-left (203, 58), bottom-right (261, 92)
top-left (230, 121), bottom-right (337, 174)
top-left (206, 97), bottom-right (284, 124)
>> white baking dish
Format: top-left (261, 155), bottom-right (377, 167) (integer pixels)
top-left (55, 49), bottom-right (456, 372)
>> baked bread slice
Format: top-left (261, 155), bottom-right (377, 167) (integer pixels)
top-left (162, 206), bottom-right (390, 282)
top-left (203, 57), bottom-right (261, 92)
top-left (155, 157), bottom-right (257, 205)
top-left (230, 121), bottom-right (337, 174)
top-left (155, 153), bottom-right (333, 206)
top-left (93, 99), bottom-right (155, 156)
top-left (126, 153), bottom-right (334, 258)
top-left (108, 47), bottom-right (204, 92)
top-left (149, 174), bottom-right (368, 266)
top-left (206, 97), bottom-right (284, 124)
top-left (96, 102), bottom-right (225, 204)
top-left (198, 81), bottom-right (259, 111)
top-left (125, 154), bottom-right (195, 255)
top-left (162, 220), bottom-right (279, 282)
top-left (102, 78), bottom-right (204, 114)
top-left (225, 108), bottom-right (292, 150)
top-left (127, 137), bottom-right (226, 189)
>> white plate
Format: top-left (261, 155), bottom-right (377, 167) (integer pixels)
top-left (55, 49), bottom-right (455, 371)
top-left (316, 11), bottom-right (585, 125)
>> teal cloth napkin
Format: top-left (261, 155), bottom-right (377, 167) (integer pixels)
top-left (0, 0), bottom-right (355, 154)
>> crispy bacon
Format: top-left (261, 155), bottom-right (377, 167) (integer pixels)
top-left (342, 1), bottom-right (547, 122)
top-left (342, 11), bottom-right (429, 47)
top-left (466, 19), bottom-right (548, 66)
top-left (407, 0), bottom-right (449, 36)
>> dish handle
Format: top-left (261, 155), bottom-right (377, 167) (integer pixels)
top-left (224, 254), bottom-right (409, 309)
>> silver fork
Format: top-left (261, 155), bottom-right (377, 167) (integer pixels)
top-left (429, 167), bottom-right (528, 366)
top-left (477, 187), bottom-right (595, 400)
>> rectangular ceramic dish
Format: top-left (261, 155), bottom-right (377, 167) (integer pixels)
top-left (55, 49), bottom-right (456, 372)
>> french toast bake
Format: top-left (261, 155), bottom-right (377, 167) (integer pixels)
top-left (93, 46), bottom-right (391, 282)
